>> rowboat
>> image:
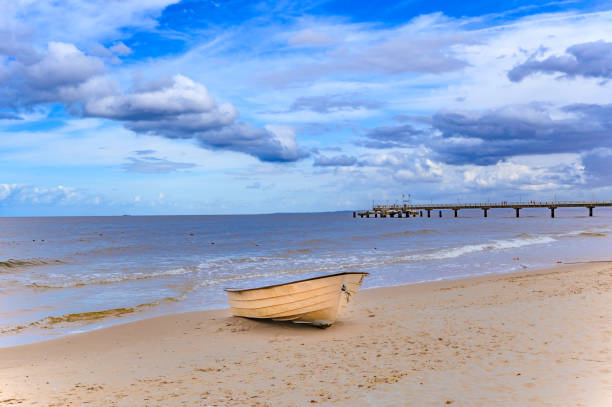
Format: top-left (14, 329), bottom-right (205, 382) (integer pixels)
top-left (225, 272), bottom-right (369, 328)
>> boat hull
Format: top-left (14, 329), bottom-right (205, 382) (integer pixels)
top-left (225, 272), bottom-right (368, 327)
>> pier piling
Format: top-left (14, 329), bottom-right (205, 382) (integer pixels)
top-left (483, 208), bottom-right (488, 217)
top-left (515, 208), bottom-right (520, 218)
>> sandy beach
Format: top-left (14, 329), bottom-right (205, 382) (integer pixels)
top-left (1, 261), bottom-right (610, 406)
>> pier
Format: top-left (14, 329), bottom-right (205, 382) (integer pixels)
top-left (354, 200), bottom-right (612, 219)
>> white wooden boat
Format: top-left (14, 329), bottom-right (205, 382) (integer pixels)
top-left (225, 272), bottom-right (369, 328)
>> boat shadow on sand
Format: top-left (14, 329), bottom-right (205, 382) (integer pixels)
top-left (218, 314), bottom-right (357, 334)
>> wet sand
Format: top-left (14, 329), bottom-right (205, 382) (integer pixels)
top-left (1, 262), bottom-right (611, 406)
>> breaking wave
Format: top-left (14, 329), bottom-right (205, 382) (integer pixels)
top-left (210, 234), bottom-right (559, 283)
top-left (408, 235), bottom-right (556, 262)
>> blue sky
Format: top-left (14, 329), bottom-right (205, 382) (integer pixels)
top-left (1, 0), bottom-right (612, 215)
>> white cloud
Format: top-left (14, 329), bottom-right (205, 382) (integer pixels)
top-left (313, 154), bottom-right (357, 167)
top-left (289, 29), bottom-right (335, 47)
top-left (1, 41), bottom-right (109, 106)
top-left (24, 42), bottom-right (103, 88)
top-left (461, 159), bottom-right (584, 191)
top-left (85, 74), bottom-right (220, 119)
top-left (109, 42), bottom-right (132, 56)
top-left (122, 156), bottom-right (197, 174)
top-left (0, 184), bottom-right (81, 206)
top-left (4, 1), bottom-right (179, 47)
top-left (264, 125), bottom-right (300, 158)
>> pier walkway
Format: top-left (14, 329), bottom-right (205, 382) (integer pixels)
top-left (354, 200), bottom-right (612, 219)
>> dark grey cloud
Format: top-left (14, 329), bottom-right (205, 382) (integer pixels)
top-left (84, 75), bottom-right (308, 162)
top-left (582, 149), bottom-right (612, 185)
top-left (290, 93), bottom-right (383, 113)
top-left (360, 104), bottom-right (612, 166)
top-left (0, 41), bottom-right (306, 163)
top-left (359, 124), bottom-right (425, 149)
top-left (121, 157), bottom-right (197, 174)
top-left (509, 40), bottom-right (612, 82)
top-left (313, 154), bottom-right (357, 167)
top-left (563, 103), bottom-right (612, 126)
top-left (191, 123), bottom-right (309, 163)
top-left (430, 104), bottom-right (612, 165)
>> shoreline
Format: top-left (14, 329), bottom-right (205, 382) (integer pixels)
top-left (0, 261), bottom-right (585, 349)
top-left (1, 261), bottom-right (611, 406)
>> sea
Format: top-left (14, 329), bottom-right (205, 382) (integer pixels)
top-left (1, 208), bottom-right (611, 347)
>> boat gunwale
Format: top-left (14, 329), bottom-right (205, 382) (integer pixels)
top-left (224, 271), bottom-right (369, 293)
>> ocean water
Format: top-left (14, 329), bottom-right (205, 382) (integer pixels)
top-left (1, 208), bottom-right (611, 346)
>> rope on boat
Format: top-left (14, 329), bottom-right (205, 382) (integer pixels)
top-left (341, 284), bottom-right (352, 303)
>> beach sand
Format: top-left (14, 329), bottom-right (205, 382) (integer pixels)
top-left (1, 262), bottom-right (611, 406)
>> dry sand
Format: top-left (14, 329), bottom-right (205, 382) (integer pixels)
top-left (1, 262), bottom-right (611, 406)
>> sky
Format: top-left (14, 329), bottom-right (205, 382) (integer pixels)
top-left (1, 0), bottom-right (612, 215)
